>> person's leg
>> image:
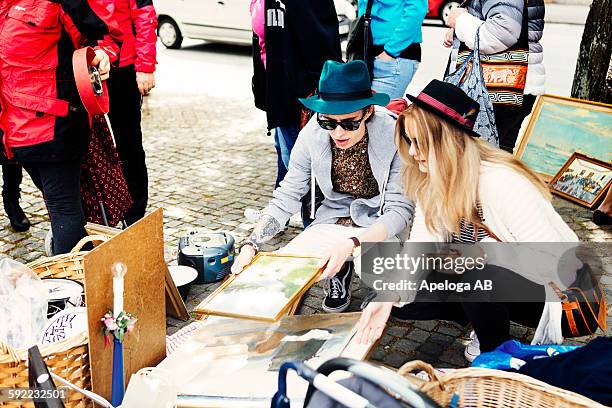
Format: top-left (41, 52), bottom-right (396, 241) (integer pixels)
top-left (273, 130), bottom-right (286, 189)
top-left (2, 163), bottom-right (22, 198)
top-left (494, 94), bottom-right (537, 153)
top-left (30, 161), bottom-right (87, 255)
top-left (107, 65), bottom-right (148, 225)
top-left (594, 187), bottom-right (612, 225)
top-left (2, 163), bottom-right (30, 231)
top-left (371, 58), bottom-right (419, 100)
top-left (458, 265), bottom-right (546, 352)
top-left (274, 125), bottom-right (300, 187)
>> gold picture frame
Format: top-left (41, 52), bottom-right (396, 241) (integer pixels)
top-left (194, 252), bottom-right (322, 322)
top-left (549, 152), bottom-right (612, 209)
top-left (514, 94), bottom-right (612, 180)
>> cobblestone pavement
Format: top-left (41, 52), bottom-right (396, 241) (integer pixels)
top-left (2, 91), bottom-right (611, 370)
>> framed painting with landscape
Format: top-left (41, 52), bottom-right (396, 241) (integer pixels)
top-left (514, 95), bottom-right (612, 180)
top-left (549, 153), bottom-right (612, 209)
top-left (194, 252), bottom-right (322, 321)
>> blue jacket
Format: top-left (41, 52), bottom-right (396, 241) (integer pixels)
top-left (358, 0), bottom-right (427, 58)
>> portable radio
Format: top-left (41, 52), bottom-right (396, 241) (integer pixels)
top-left (178, 230), bottom-right (235, 284)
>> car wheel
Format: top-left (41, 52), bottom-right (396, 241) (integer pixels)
top-left (158, 18), bottom-right (183, 49)
top-left (440, 0), bottom-right (461, 26)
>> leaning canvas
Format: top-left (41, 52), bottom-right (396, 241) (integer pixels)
top-left (157, 313), bottom-right (372, 407)
top-left (515, 95), bottom-right (612, 179)
top-left (195, 253), bottom-right (321, 321)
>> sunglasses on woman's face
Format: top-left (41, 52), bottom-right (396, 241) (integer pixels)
top-left (317, 112), bottom-right (366, 131)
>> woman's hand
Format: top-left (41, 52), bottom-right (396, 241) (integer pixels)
top-left (316, 238), bottom-right (355, 281)
top-left (356, 302), bottom-right (393, 344)
top-left (231, 245), bottom-right (256, 275)
top-left (447, 7), bottom-right (467, 29)
top-left (91, 49), bottom-right (111, 80)
top-left (443, 28), bottom-right (455, 48)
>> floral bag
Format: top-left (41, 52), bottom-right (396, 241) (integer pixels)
top-left (444, 27), bottom-right (499, 147)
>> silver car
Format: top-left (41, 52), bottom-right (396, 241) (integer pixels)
top-left (157, 0), bottom-right (356, 49)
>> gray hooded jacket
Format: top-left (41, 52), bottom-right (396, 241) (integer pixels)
top-left (452, 0), bottom-right (545, 95)
top-left (263, 109), bottom-right (415, 239)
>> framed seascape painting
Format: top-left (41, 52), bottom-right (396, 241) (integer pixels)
top-left (195, 252), bottom-right (322, 321)
top-left (515, 95), bottom-right (612, 179)
top-left (549, 153), bottom-right (612, 209)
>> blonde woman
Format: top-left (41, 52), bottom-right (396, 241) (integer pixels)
top-left (356, 80), bottom-right (578, 361)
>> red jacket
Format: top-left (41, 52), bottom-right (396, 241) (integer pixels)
top-left (114, 0), bottom-right (157, 72)
top-left (0, 0), bottom-right (123, 162)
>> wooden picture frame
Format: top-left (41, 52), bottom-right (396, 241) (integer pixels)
top-left (194, 252), bottom-right (322, 322)
top-left (549, 153), bottom-right (612, 209)
top-left (514, 94), bottom-right (612, 180)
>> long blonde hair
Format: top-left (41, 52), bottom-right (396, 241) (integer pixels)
top-left (395, 105), bottom-right (550, 235)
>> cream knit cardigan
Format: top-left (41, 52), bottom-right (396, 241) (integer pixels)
top-left (406, 162), bottom-right (579, 344)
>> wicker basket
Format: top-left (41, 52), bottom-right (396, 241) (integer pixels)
top-left (0, 235), bottom-right (108, 408)
top-left (398, 360), bottom-right (605, 408)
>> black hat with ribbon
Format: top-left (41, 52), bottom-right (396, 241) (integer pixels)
top-left (406, 79), bottom-right (481, 137)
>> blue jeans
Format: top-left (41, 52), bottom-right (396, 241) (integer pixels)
top-left (371, 57), bottom-right (419, 100)
top-left (274, 126), bottom-right (300, 188)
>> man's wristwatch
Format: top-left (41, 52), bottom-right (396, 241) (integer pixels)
top-left (348, 236), bottom-right (361, 257)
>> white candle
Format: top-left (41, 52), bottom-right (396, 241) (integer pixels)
top-left (112, 262), bottom-right (127, 318)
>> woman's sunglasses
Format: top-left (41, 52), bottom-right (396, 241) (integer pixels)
top-left (317, 113), bottom-right (366, 131)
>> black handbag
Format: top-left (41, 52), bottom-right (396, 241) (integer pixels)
top-left (346, 0), bottom-right (374, 77)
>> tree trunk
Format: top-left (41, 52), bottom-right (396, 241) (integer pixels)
top-left (571, 0), bottom-right (612, 104)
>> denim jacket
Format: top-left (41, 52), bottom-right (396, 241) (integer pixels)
top-left (263, 108), bottom-right (415, 239)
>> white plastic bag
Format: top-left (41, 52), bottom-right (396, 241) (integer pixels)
top-left (121, 367), bottom-right (177, 408)
top-left (0, 257), bottom-right (48, 349)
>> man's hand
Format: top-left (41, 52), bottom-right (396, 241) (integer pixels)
top-left (355, 302), bottom-right (393, 344)
top-left (91, 49), bottom-right (110, 80)
top-left (231, 245), bottom-right (256, 275)
top-left (447, 7), bottom-right (467, 29)
top-left (316, 238), bottom-right (355, 281)
top-left (136, 72), bottom-right (156, 96)
top-left (376, 51), bottom-right (395, 61)
top-left (443, 28), bottom-right (455, 48)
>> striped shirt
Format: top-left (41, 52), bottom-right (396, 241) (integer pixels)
top-left (451, 204), bottom-right (491, 243)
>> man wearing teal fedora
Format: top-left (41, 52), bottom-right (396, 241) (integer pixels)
top-left (232, 60), bottom-right (414, 313)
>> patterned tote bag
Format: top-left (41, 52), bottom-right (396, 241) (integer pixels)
top-left (80, 115), bottom-right (133, 226)
top-left (444, 27), bottom-right (499, 147)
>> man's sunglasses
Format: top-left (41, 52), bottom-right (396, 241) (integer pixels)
top-left (317, 113), bottom-right (366, 131)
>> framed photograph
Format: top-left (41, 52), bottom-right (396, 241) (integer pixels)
top-left (515, 95), bottom-right (612, 179)
top-left (194, 252), bottom-right (322, 322)
top-left (549, 153), bottom-right (612, 208)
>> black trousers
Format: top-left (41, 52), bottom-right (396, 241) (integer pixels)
top-left (2, 163), bottom-right (22, 199)
top-left (391, 266), bottom-right (548, 352)
top-left (107, 64), bottom-right (148, 226)
top-left (23, 161), bottom-right (87, 255)
top-left (493, 94), bottom-right (537, 153)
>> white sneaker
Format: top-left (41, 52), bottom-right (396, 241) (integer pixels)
top-left (244, 208), bottom-right (263, 222)
top-left (464, 330), bottom-right (481, 363)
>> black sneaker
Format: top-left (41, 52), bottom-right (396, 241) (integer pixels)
top-left (322, 262), bottom-right (353, 313)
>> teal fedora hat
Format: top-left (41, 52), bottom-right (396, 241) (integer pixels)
top-left (299, 60), bottom-right (390, 115)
